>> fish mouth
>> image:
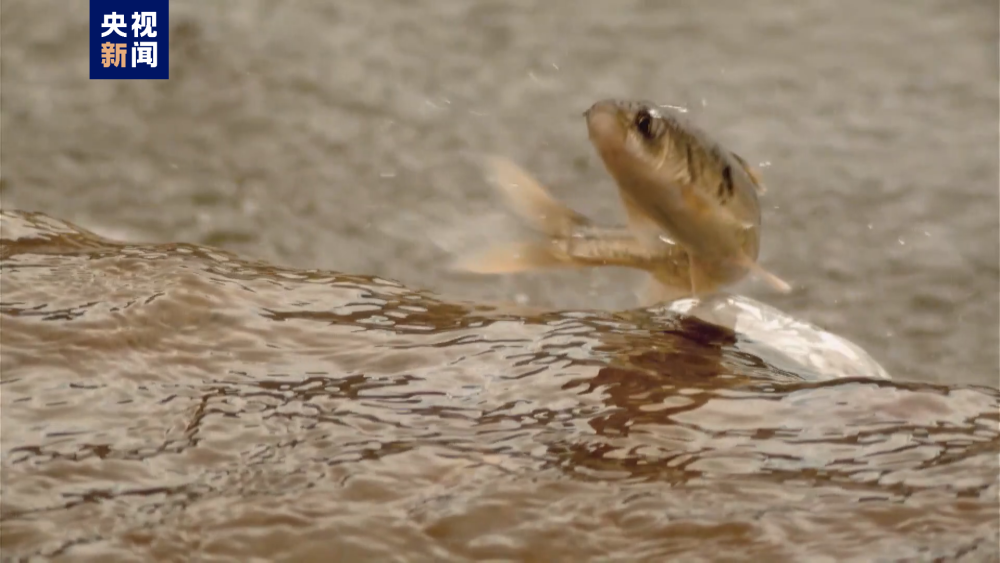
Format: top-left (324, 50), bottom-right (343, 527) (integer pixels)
top-left (584, 100), bottom-right (629, 154)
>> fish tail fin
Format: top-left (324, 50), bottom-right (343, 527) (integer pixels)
top-left (450, 240), bottom-right (577, 274)
top-left (452, 155), bottom-right (597, 276)
top-left (483, 154), bottom-right (591, 237)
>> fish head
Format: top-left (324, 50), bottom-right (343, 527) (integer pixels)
top-left (584, 99), bottom-right (762, 263)
top-left (584, 99), bottom-right (683, 196)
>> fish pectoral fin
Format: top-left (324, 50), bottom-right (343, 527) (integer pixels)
top-left (688, 256), bottom-right (722, 298)
top-left (679, 182), bottom-right (757, 232)
top-left (737, 254), bottom-right (792, 293)
top-left (483, 154), bottom-right (591, 237)
top-left (450, 240), bottom-right (575, 274)
top-left (636, 273), bottom-right (691, 307)
top-left (620, 193), bottom-right (676, 249)
top-left (715, 208), bottom-right (757, 233)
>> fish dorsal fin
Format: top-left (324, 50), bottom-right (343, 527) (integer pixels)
top-left (483, 155), bottom-right (592, 237)
top-left (730, 152), bottom-right (767, 196)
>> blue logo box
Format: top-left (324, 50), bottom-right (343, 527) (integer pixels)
top-left (90, 0), bottom-right (169, 79)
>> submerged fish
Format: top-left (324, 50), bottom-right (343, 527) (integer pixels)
top-left (584, 99), bottom-right (790, 296)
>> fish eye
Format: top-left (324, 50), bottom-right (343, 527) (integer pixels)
top-left (634, 109), bottom-right (657, 140)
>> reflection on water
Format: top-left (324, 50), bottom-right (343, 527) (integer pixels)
top-left (1, 210), bottom-right (997, 562)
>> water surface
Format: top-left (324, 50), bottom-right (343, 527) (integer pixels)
top-left (1, 0), bottom-right (997, 386)
top-left (2, 211), bottom-right (997, 561)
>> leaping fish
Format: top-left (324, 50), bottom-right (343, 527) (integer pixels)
top-left (452, 99), bottom-right (791, 303)
top-left (584, 99), bottom-right (790, 296)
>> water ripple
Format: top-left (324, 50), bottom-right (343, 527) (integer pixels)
top-left (2, 210), bottom-right (997, 562)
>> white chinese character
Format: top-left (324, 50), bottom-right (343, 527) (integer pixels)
top-left (132, 42), bottom-right (157, 68)
top-left (131, 12), bottom-right (157, 38)
top-left (100, 12), bottom-right (127, 37)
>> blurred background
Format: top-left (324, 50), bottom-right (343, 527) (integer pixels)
top-left (2, 0), bottom-right (997, 386)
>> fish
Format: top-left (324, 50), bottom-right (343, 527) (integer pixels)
top-left (451, 99), bottom-right (791, 304)
top-left (451, 155), bottom-right (704, 304)
top-left (584, 99), bottom-right (790, 296)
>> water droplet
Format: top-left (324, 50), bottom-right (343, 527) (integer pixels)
top-left (551, 62), bottom-right (560, 70)
top-left (380, 171), bottom-right (397, 179)
top-left (759, 161), bottom-right (772, 168)
top-left (700, 98), bottom-right (708, 107)
top-left (515, 293), bottom-right (529, 305)
top-left (867, 223), bottom-right (874, 230)
top-left (898, 237), bottom-right (905, 245)
top-left (659, 104), bottom-right (688, 113)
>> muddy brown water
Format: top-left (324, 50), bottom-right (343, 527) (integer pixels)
top-left (1, 211), bottom-right (998, 561)
top-left (1, 0), bottom-right (997, 389)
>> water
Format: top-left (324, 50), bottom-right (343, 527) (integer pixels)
top-left (2, 211), bottom-right (998, 561)
top-left (1, 0), bottom-right (996, 388)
